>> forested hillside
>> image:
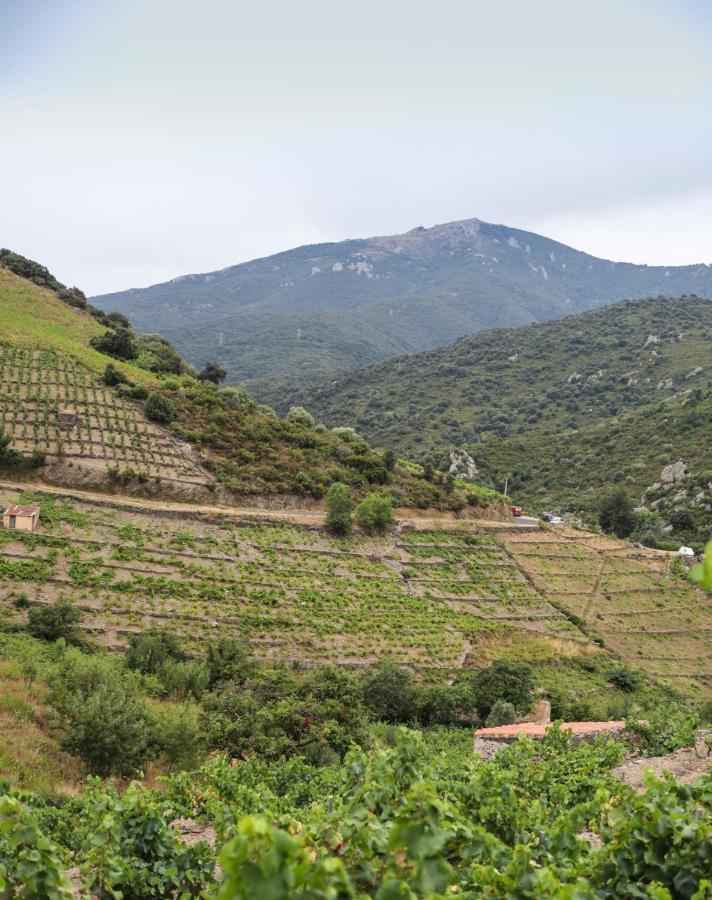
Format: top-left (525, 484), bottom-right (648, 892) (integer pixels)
top-left (270, 295), bottom-right (712, 541)
top-left (90, 218), bottom-right (712, 385)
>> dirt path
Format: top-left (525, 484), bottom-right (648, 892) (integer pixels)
top-left (0, 478), bottom-right (538, 532)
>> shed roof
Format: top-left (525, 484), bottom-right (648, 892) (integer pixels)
top-left (475, 720), bottom-right (625, 739)
top-left (3, 504), bottom-right (41, 517)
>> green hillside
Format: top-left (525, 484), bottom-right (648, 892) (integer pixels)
top-left (269, 295), bottom-right (712, 541)
top-left (0, 255), bottom-right (489, 511)
top-left (90, 217), bottom-right (712, 386)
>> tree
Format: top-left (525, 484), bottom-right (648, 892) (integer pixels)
top-left (90, 327), bottom-right (137, 361)
top-left (198, 361), bottom-right (227, 384)
top-left (60, 679), bottom-right (155, 776)
top-left (599, 488), bottom-right (637, 538)
top-left (27, 601), bottom-right (82, 643)
top-left (355, 493), bottom-right (395, 534)
top-left (360, 660), bottom-right (418, 723)
top-left (125, 629), bottom-right (186, 675)
top-left (144, 392), bottom-right (176, 424)
top-left (325, 482), bottom-right (355, 536)
top-left (469, 659), bottom-right (534, 719)
top-left (287, 406), bottom-right (315, 428)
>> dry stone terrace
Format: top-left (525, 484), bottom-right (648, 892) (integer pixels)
top-left (0, 491), bottom-right (588, 669)
top-left (502, 528), bottom-right (712, 696)
top-left (0, 490), bottom-right (709, 695)
top-left (0, 347), bottom-right (211, 493)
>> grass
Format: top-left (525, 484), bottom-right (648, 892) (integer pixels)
top-left (0, 269), bottom-right (153, 383)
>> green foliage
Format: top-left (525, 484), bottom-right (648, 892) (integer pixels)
top-left (0, 428), bottom-right (21, 466)
top-left (625, 704), bottom-right (701, 756)
top-left (27, 601), bottom-right (82, 643)
top-left (198, 360), bottom-right (227, 384)
top-left (125, 628), bottom-right (186, 675)
top-left (469, 658), bottom-right (534, 719)
top-left (599, 488), bottom-right (637, 538)
top-left (286, 405), bottom-right (315, 428)
top-left (102, 362), bottom-right (126, 386)
top-left (0, 795), bottom-right (72, 897)
top-left (144, 391), bottom-right (176, 424)
top-left (355, 492), bottom-right (395, 534)
top-left (608, 666), bottom-right (641, 693)
top-left (485, 699), bottom-right (517, 727)
top-left (691, 540), bottom-right (712, 592)
top-left (360, 660), bottom-right (418, 723)
top-left (90, 326), bottom-right (137, 360)
top-left (325, 482), bottom-right (355, 536)
top-left (134, 333), bottom-right (185, 374)
top-left (59, 676), bottom-right (155, 776)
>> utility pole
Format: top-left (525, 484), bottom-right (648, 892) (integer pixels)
top-left (503, 475), bottom-right (509, 496)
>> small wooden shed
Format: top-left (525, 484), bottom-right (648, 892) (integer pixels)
top-left (2, 504), bottom-right (41, 532)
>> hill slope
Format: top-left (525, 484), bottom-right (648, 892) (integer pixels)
top-left (90, 218), bottom-right (712, 386)
top-left (2, 487), bottom-right (708, 699)
top-left (0, 259), bottom-right (490, 511)
top-left (265, 295), bottom-right (712, 537)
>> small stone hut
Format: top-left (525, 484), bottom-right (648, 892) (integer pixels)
top-left (2, 504), bottom-right (41, 532)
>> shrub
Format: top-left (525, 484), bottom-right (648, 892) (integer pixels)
top-left (102, 363), bottom-right (126, 386)
top-left (608, 666), bottom-right (640, 693)
top-left (599, 488), bottom-right (636, 538)
top-left (27, 601), bottom-right (82, 643)
top-left (469, 659), bottom-right (534, 719)
top-left (60, 678), bottom-right (155, 776)
top-left (144, 392), bottom-right (177, 424)
top-left (198, 361), bottom-right (227, 384)
top-left (287, 406), bottom-right (315, 428)
top-left (90, 327), bottom-right (137, 360)
top-left (0, 428), bottom-right (21, 466)
top-left (125, 629), bottom-right (186, 675)
top-left (360, 660), bottom-right (418, 723)
top-left (625, 703), bottom-right (700, 756)
top-left (485, 700), bottom-right (517, 727)
top-left (325, 482), bottom-right (355, 536)
top-left (355, 493), bottom-right (395, 534)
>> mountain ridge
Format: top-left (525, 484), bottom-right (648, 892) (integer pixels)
top-left (90, 217), bottom-right (712, 386)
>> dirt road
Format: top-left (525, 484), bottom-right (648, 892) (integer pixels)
top-left (0, 478), bottom-right (539, 532)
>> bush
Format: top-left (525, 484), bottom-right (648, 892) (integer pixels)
top-left (355, 493), bottom-right (395, 534)
top-left (287, 406), bottom-right (315, 428)
top-left (125, 629), bottom-right (186, 675)
top-left (60, 677), bottom-right (155, 775)
top-left (0, 428), bottom-right (21, 466)
top-left (608, 666), bottom-right (640, 693)
top-left (27, 601), bottom-right (82, 643)
top-left (469, 659), bottom-right (534, 719)
top-left (144, 392), bottom-right (177, 424)
top-left (625, 703), bottom-right (700, 756)
top-left (90, 327), bottom-right (137, 361)
top-left (360, 660), bottom-right (417, 723)
top-left (102, 363), bottom-right (126, 386)
top-left (198, 361), bottom-right (227, 384)
top-left (485, 700), bottom-right (517, 727)
top-left (325, 482), bottom-right (355, 536)
top-left (599, 488), bottom-right (636, 538)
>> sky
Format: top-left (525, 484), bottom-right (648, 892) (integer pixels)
top-left (1, 0), bottom-right (711, 295)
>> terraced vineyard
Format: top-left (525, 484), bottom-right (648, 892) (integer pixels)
top-left (1, 489), bottom-right (708, 692)
top-left (0, 491), bottom-right (588, 670)
top-left (503, 530), bottom-right (712, 696)
top-left (0, 346), bottom-right (211, 493)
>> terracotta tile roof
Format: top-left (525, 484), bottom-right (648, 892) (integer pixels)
top-left (3, 505), bottom-right (41, 517)
top-left (475, 720), bottom-right (625, 738)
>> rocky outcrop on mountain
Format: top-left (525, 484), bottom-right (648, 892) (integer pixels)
top-left (448, 448), bottom-right (478, 480)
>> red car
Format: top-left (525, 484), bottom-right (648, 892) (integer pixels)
top-left (511, 505), bottom-right (522, 517)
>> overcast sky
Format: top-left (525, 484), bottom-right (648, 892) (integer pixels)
top-left (2, 0), bottom-right (711, 295)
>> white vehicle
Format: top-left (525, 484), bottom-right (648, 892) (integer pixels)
top-left (549, 515), bottom-right (564, 525)
top-left (678, 546), bottom-right (695, 558)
